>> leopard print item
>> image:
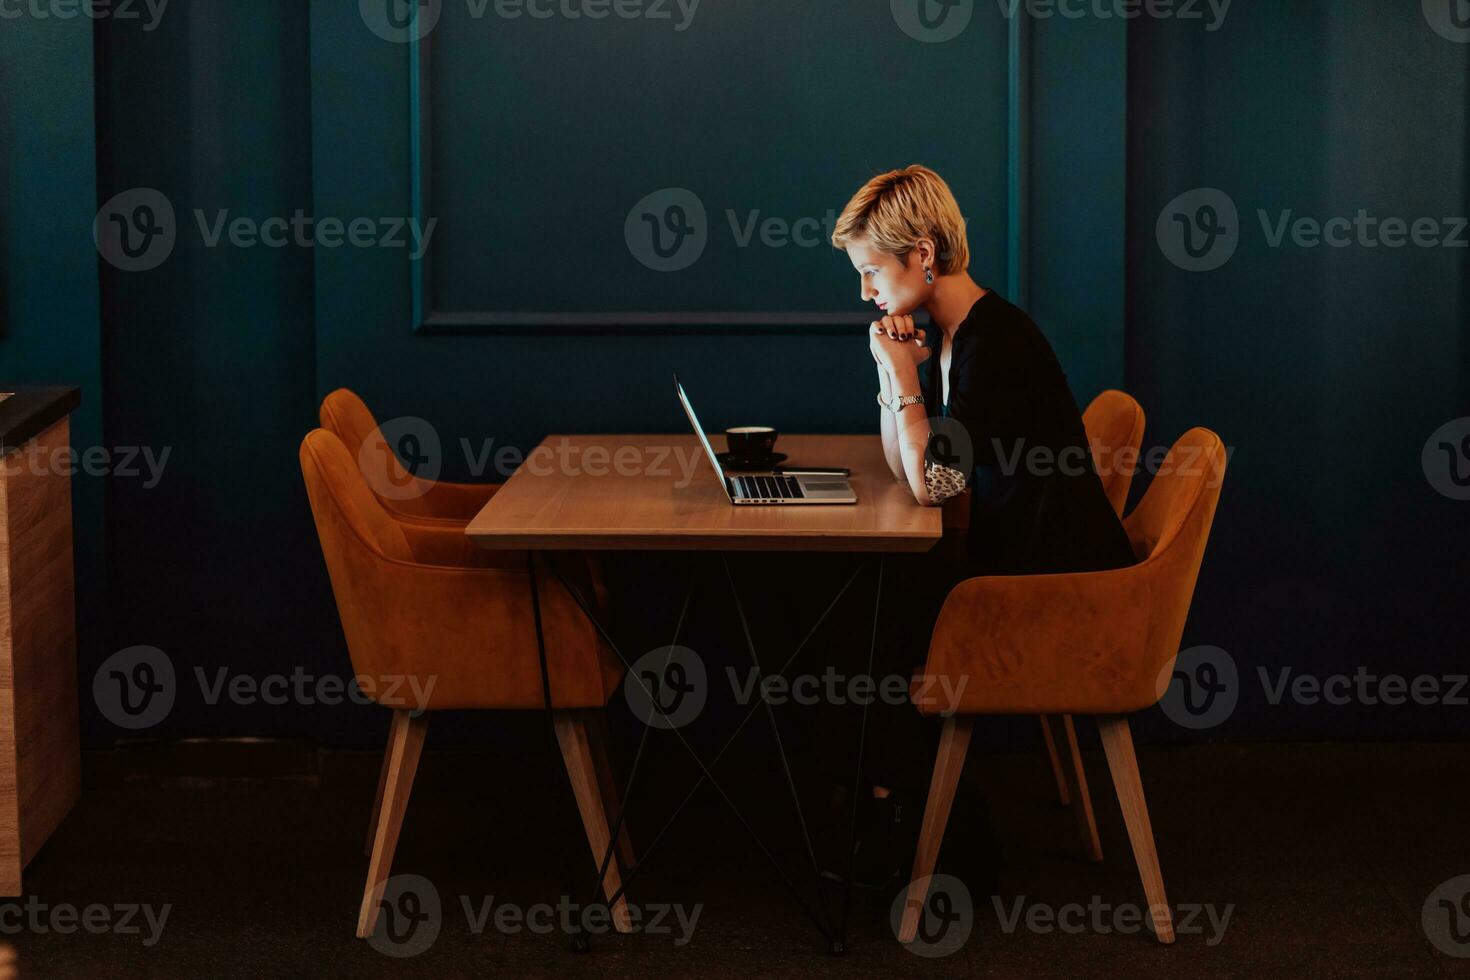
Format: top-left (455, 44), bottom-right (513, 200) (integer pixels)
top-left (923, 459), bottom-right (968, 503)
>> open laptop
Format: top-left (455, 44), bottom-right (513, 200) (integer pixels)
top-left (675, 376), bottom-right (857, 505)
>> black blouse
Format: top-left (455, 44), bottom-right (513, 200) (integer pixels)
top-left (921, 290), bottom-right (1137, 576)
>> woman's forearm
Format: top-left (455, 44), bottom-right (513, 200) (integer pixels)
top-left (876, 366), bottom-right (907, 482)
top-left (886, 362), bottom-right (937, 506)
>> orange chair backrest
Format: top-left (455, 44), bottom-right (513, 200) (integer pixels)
top-left (319, 387), bottom-right (436, 519)
top-left (301, 427), bottom-right (414, 563)
top-left (942, 389), bottom-right (1143, 532)
top-left (300, 427), bottom-right (421, 687)
top-left (1123, 427), bottom-right (1227, 694)
top-left (1083, 389), bottom-right (1146, 518)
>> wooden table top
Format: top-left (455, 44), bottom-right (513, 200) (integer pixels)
top-left (465, 434), bottom-right (943, 552)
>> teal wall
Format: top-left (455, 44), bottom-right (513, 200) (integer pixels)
top-left (309, 3), bottom-right (1125, 476)
top-left (6, 2), bottom-right (1465, 743)
top-left (1128, 1), bottom-right (1470, 738)
top-left (0, 14), bottom-right (104, 664)
top-left (94, 2), bottom-right (332, 740)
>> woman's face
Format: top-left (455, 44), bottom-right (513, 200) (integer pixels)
top-left (845, 238), bottom-right (931, 317)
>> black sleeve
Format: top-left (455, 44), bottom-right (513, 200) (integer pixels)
top-left (939, 331), bottom-right (1037, 470)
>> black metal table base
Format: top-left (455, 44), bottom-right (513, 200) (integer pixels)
top-left (532, 550), bottom-right (887, 954)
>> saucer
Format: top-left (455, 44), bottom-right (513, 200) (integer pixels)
top-left (716, 451), bottom-right (787, 470)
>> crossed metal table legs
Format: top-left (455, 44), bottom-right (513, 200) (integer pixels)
top-left (527, 549), bottom-right (888, 954)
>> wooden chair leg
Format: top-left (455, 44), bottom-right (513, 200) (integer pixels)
top-left (1097, 715), bottom-right (1174, 943)
top-left (365, 715), bottom-right (395, 856)
top-left (1059, 716), bottom-right (1103, 862)
top-left (554, 710), bottom-right (635, 934)
top-left (1039, 714), bottom-right (1071, 805)
top-left (357, 710), bottom-right (429, 939)
top-left (898, 716), bottom-right (974, 944)
top-left (585, 710), bottom-right (637, 871)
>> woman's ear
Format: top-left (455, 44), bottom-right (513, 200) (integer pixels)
top-left (913, 238), bottom-right (937, 272)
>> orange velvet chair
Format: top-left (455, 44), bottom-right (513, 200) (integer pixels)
top-left (317, 387), bottom-right (519, 570)
top-left (944, 390), bottom-right (1146, 860)
top-left (1037, 390), bottom-right (1147, 861)
top-left (299, 428), bottom-right (632, 939)
top-left (899, 427), bottom-right (1226, 945)
top-left (320, 387), bottom-right (499, 523)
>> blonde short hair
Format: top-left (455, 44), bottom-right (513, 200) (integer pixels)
top-left (830, 165), bottom-right (969, 275)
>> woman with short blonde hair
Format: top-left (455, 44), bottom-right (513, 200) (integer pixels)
top-left (820, 164), bottom-right (1135, 891)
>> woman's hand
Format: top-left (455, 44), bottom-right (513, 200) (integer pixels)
top-left (870, 315), bottom-right (931, 372)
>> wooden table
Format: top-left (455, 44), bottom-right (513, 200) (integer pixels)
top-left (465, 433), bottom-right (941, 552)
top-left (466, 433), bottom-right (941, 954)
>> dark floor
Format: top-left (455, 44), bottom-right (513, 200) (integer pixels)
top-left (7, 733), bottom-right (1470, 978)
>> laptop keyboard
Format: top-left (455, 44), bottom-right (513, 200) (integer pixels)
top-left (733, 475), bottom-right (805, 500)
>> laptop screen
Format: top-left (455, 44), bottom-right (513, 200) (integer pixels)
top-left (674, 377), bottom-right (731, 500)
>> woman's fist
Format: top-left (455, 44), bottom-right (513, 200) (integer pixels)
top-left (873, 314), bottom-right (918, 340)
top-left (870, 317), bottom-right (930, 371)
